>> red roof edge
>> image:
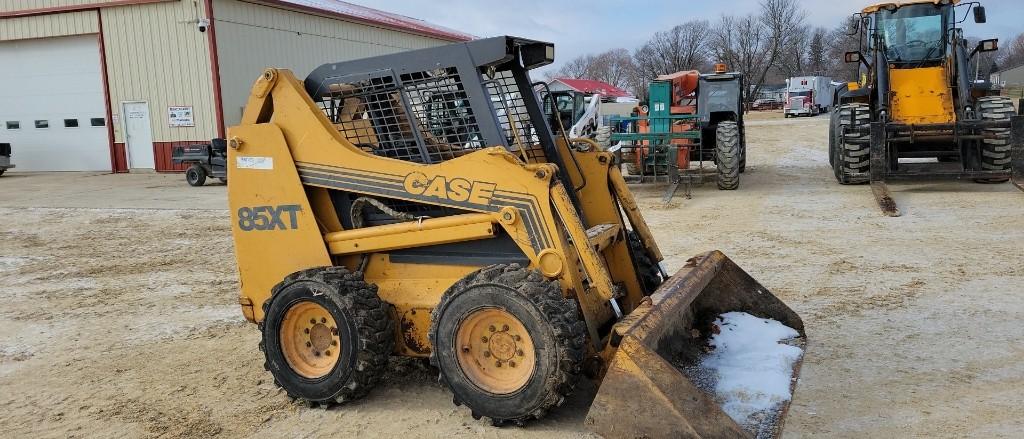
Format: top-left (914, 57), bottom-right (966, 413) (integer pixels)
top-left (553, 77), bottom-right (631, 98)
top-left (258, 0), bottom-right (475, 42)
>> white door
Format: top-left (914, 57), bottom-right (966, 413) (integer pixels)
top-left (122, 102), bottom-right (154, 169)
top-left (0, 35), bottom-right (110, 171)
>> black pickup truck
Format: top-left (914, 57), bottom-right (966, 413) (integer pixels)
top-left (171, 138), bottom-right (227, 186)
top-left (0, 143), bottom-right (13, 176)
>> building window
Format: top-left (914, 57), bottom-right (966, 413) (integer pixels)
top-left (90, 117), bottom-right (106, 127)
top-left (64, 119), bottom-right (80, 128)
top-left (35, 120), bottom-right (49, 129)
top-left (5, 121), bottom-right (18, 130)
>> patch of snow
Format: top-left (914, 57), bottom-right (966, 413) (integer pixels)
top-left (700, 312), bottom-right (803, 432)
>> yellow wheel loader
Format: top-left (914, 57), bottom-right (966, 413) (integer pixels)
top-left (227, 36), bottom-right (805, 438)
top-left (832, 0), bottom-right (1024, 216)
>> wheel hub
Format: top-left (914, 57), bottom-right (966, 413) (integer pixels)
top-left (279, 301), bottom-right (341, 379)
top-left (455, 307), bottom-right (535, 394)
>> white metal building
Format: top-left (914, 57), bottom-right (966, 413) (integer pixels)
top-left (0, 0), bottom-right (471, 172)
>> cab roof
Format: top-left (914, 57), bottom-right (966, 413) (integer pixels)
top-left (862, 0), bottom-right (959, 14)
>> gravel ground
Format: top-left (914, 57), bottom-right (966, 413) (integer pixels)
top-left (1, 112), bottom-right (1021, 438)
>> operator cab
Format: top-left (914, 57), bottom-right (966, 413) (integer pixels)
top-left (868, 3), bottom-right (953, 65)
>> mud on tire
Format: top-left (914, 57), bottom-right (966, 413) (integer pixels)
top-left (627, 231), bottom-right (663, 294)
top-left (259, 266), bottom-right (393, 405)
top-left (429, 264), bottom-right (586, 426)
top-left (832, 103), bottom-right (871, 184)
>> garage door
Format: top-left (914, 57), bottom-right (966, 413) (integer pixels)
top-left (0, 35), bottom-right (110, 171)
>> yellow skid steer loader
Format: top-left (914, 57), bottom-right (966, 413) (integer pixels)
top-left (227, 36), bottom-right (805, 438)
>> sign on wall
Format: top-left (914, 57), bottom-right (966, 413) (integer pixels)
top-left (168, 106), bottom-right (195, 127)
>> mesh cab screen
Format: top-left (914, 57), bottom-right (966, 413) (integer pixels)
top-left (315, 67), bottom-right (487, 164)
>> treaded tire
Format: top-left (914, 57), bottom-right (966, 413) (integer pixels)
top-left (260, 266), bottom-right (393, 405)
top-left (976, 96), bottom-right (1015, 183)
top-left (627, 231), bottom-right (663, 294)
top-left (832, 103), bottom-right (870, 184)
top-left (186, 164), bottom-right (207, 186)
top-left (715, 121), bottom-right (740, 190)
top-left (595, 125), bottom-right (611, 150)
top-left (429, 264), bottom-right (586, 426)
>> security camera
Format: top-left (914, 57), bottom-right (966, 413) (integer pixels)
top-left (197, 18), bottom-right (210, 33)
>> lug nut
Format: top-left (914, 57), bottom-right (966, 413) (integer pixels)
top-left (310, 318), bottom-right (317, 324)
top-left (502, 324), bottom-right (509, 331)
top-left (321, 317), bottom-right (327, 323)
top-left (516, 349), bottom-right (524, 357)
top-left (461, 345), bottom-right (471, 353)
top-left (325, 350), bottom-right (331, 356)
top-left (495, 361), bottom-right (502, 367)
top-left (331, 340), bottom-right (337, 346)
top-left (509, 361), bottom-right (516, 368)
top-left (304, 328), bottom-right (310, 334)
top-left (481, 336), bottom-right (488, 343)
top-left (488, 325), bottom-right (496, 332)
top-left (513, 335), bottom-right (522, 341)
top-left (306, 341), bottom-right (312, 347)
top-left (331, 327), bottom-right (338, 335)
top-left (483, 351), bottom-right (491, 358)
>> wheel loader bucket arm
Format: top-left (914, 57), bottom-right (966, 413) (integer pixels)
top-left (587, 251), bottom-right (805, 439)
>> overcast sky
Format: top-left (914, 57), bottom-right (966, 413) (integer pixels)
top-left (349, 0), bottom-right (1022, 75)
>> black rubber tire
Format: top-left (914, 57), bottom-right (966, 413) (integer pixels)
top-left (715, 121), bottom-right (740, 190)
top-left (186, 164), bottom-right (207, 186)
top-left (832, 103), bottom-right (871, 185)
top-left (0, 169), bottom-right (5, 177)
top-left (828, 107), bottom-right (839, 168)
top-left (627, 231), bottom-right (663, 294)
top-left (429, 264), bottom-right (586, 426)
top-left (976, 96), bottom-right (1015, 183)
top-left (260, 266), bottom-right (393, 405)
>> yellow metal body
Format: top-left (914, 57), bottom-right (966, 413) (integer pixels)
top-left (228, 67), bottom-right (805, 438)
top-left (862, 0), bottom-right (959, 14)
top-left (228, 69), bottom-right (656, 357)
top-left (889, 66), bottom-right (956, 125)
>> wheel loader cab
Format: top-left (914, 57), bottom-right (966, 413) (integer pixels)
top-left (226, 36), bottom-right (806, 437)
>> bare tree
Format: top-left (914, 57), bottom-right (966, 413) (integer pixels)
top-left (631, 20), bottom-right (712, 97)
top-left (555, 54), bottom-right (598, 79)
top-left (589, 49), bottom-right (635, 89)
top-left (998, 33), bottom-right (1024, 70)
top-left (709, 0), bottom-right (806, 103)
top-left (824, 16), bottom-right (863, 81)
top-left (807, 27), bottom-right (829, 75)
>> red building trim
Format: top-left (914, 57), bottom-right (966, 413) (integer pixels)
top-left (0, 0), bottom-right (173, 18)
top-left (204, 0), bottom-right (225, 138)
top-left (115, 141), bottom-right (204, 172)
top-left (96, 11), bottom-right (127, 173)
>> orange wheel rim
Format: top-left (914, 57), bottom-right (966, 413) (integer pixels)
top-left (280, 301), bottom-right (341, 379)
top-left (455, 307), bottom-right (535, 394)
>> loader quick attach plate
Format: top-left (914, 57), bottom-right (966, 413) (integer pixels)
top-left (586, 251), bottom-right (805, 439)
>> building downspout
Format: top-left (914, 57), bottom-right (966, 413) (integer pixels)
top-left (204, 0), bottom-right (225, 138)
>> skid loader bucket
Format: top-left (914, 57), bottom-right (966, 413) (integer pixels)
top-left (586, 251), bottom-right (805, 439)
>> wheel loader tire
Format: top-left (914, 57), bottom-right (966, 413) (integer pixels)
top-left (429, 264), bottom-right (586, 426)
top-left (186, 164), bottom-right (207, 186)
top-left (260, 266), bottom-right (393, 405)
top-left (715, 121), bottom-right (740, 190)
top-left (832, 103), bottom-right (870, 185)
top-left (0, 169), bottom-right (5, 177)
top-left (828, 108), bottom-right (839, 168)
top-left (628, 231), bottom-right (663, 294)
top-left (975, 96), bottom-right (1015, 183)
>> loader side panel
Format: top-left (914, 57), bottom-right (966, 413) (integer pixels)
top-left (889, 66), bottom-right (955, 125)
top-left (227, 123), bottom-right (333, 322)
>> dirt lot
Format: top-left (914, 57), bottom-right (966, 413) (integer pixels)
top-left (1, 113), bottom-right (1022, 438)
